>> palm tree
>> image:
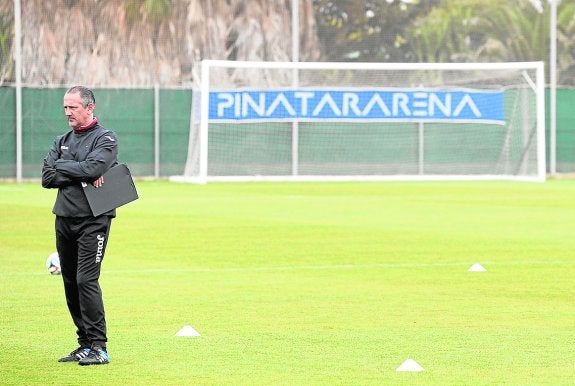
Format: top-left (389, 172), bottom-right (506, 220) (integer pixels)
top-left (409, 0), bottom-right (495, 63)
top-left (476, 0), bottom-right (549, 62)
top-left (407, 0), bottom-right (575, 85)
top-left (0, 0), bottom-right (319, 86)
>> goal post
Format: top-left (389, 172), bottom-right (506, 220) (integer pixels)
top-left (172, 60), bottom-right (545, 183)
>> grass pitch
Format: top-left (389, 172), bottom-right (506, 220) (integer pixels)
top-left (1, 180), bottom-right (574, 385)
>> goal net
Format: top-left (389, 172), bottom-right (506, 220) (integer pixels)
top-left (173, 60), bottom-right (545, 183)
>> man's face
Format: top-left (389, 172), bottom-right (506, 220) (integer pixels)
top-left (63, 91), bottom-right (93, 129)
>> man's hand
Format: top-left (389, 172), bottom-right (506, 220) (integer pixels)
top-left (92, 176), bottom-right (104, 188)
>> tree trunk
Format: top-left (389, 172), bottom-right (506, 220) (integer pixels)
top-left (7, 0), bottom-right (319, 86)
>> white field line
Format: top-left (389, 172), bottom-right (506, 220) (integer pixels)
top-left (9, 259), bottom-right (575, 277)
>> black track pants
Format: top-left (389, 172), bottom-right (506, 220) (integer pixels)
top-left (55, 215), bottom-right (112, 347)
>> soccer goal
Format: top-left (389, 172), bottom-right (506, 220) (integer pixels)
top-left (172, 60), bottom-right (545, 183)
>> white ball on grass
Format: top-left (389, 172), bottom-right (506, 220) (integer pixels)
top-left (46, 252), bottom-right (61, 275)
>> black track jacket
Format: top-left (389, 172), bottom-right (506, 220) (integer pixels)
top-left (42, 122), bottom-right (118, 217)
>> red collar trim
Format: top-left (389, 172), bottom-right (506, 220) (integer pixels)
top-left (74, 118), bottom-right (98, 132)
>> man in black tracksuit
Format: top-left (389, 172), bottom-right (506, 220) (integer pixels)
top-left (42, 86), bottom-right (117, 366)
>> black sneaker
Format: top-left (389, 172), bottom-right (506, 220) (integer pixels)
top-left (78, 345), bottom-right (109, 366)
top-left (58, 346), bottom-right (91, 362)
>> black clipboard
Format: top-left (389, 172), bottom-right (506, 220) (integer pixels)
top-left (82, 164), bottom-right (139, 216)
